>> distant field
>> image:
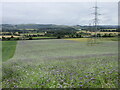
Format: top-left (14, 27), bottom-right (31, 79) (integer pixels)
top-left (0, 36), bottom-right (56, 39)
top-left (77, 31), bottom-right (118, 35)
top-left (32, 37), bottom-right (56, 39)
top-left (65, 38), bottom-right (89, 42)
top-left (2, 41), bottom-right (17, 61)
top-left (0, 36), bottom-right (21, 38)
top-left (2, 39), bottom-right (118, 88)
top-left (98, 32), bottom-right (118, 35)
top-left (65, 37), bottom-right (119, 42)
top-left (21, 32), bottom-right (45, 35)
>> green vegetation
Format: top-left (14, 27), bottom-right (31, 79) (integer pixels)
top-left (2, 56), bottom-right (118, 88)
top-left (2, 39), bottom-right (118, 88)
top-left (32, 37), bottom-right (56, 39)
top-left (2, 41), bottom-right (17, 61)
top-left (2, 24), bottom-right (118, 41)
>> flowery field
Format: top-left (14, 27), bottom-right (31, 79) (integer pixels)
top-left (2, 39), bottom-right (118, 88)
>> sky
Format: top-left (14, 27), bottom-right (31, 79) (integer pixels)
top-left (1, 1), bottom-right (119, 25)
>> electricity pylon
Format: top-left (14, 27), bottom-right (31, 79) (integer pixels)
top-left (88, 1), bottom-right (101, 45)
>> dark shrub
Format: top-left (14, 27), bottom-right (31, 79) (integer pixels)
top-left (11, 36), bottom-right (14, 38)
top-left (2, 36), bottom-right (6, 40)
top-left (16, 38), bottom-right (20, 40)
top-left (7, 38), bottom-right (11, 40)
top-left (57, 36), bottom-right (61, 39)
top-left (29, 37), bottom-right (32, 40)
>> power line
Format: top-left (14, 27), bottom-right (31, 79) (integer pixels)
top-left (88, 1), bottom-right (101, 45)
top-left (93, 1), bottom-right (100, 32)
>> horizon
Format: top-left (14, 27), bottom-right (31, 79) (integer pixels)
top-left (1, 23), bottom-right (118, 26)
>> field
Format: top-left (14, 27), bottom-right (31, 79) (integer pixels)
top-left (2, 41), bottom-right (17, 61)
top-left (0, 34), bottom-right (56, 40)
top-left (32, 37), bottom-right (56, 39)
top-left (77, 31), bottom-right (118, 35)
top-left (2, 39), bottom-right (118, 88)
top-left (0, 36), bottom-right (21, 39)
top-left (65, 37), bottom-right (119, 42)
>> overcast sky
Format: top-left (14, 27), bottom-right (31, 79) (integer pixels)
top-left (2, 2), bottom-right (118, 25)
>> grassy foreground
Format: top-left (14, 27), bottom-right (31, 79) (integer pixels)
top-left (2, 41), bottom-right (17, 61)
top-left (2, 39), bottom-right (118, 88)
top-left (2, 56), bottom-right (118, 88)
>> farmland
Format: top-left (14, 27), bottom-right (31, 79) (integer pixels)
top-left (2, 39), bottom-right (118, 88)
top-left (65, 37), bottom-right (119, 42)
top-left (2, 41), bottom-right (17, 61)
top-left (1, 24), bottom-right (119, 41)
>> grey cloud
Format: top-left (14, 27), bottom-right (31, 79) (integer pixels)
top-left (2, 2), bottom-right (118, 25)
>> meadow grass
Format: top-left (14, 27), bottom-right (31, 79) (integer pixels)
top-left (2, 56), bottom-right (118, 88)
top-left (2, 41), bottom-right (17, 62)
top-left (2, 39), bottom-right (118, 88)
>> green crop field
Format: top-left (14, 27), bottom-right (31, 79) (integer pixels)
top-left (2, 39), bottom-right (118, 88)
top-left (2, 41), bottom-right (17, 62)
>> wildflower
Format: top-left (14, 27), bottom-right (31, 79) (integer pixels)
top-left (90, 78), bottom-right (95, 80)
top-left (79, 85), bottom-right (83, 87)
top-left (108, 72), bottom-right (112, 74)
top-left (59, 85), bottom-right (62, 88)
top-left (14, 85), bottom-right (18, 88)
top-left (61, 79), bottom-right (64, 82)
top-left (84, 75), bottom-right (89, 78)
top-left (63, 83), bottom-right (68, 85)
top-left (101, 71), bottom-right (105, 73)
top-left (79, 77), bottom-right (83, 80)
top-left (70, 73), bottom-right (74, 76)
top-left (86, 72), bottom-right (90, 74)
top-left (79, 82), bottom-right (82, 84)
top-left (46, 79), bottom-right (50, 82)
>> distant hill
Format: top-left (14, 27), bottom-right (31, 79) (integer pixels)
top-left (1, 24), bottom-right (78, 32)
top-left (2, 24), bottom-right (74, 29)
top-left (79, 25), bottom-right (118, 29)
top-left (1, 24), bottom-right (118, 32)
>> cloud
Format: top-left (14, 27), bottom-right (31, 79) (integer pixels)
top-left (1, 0), bottom-right (119, 2)
top-left (2, 2), bottom-right (118, 25)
